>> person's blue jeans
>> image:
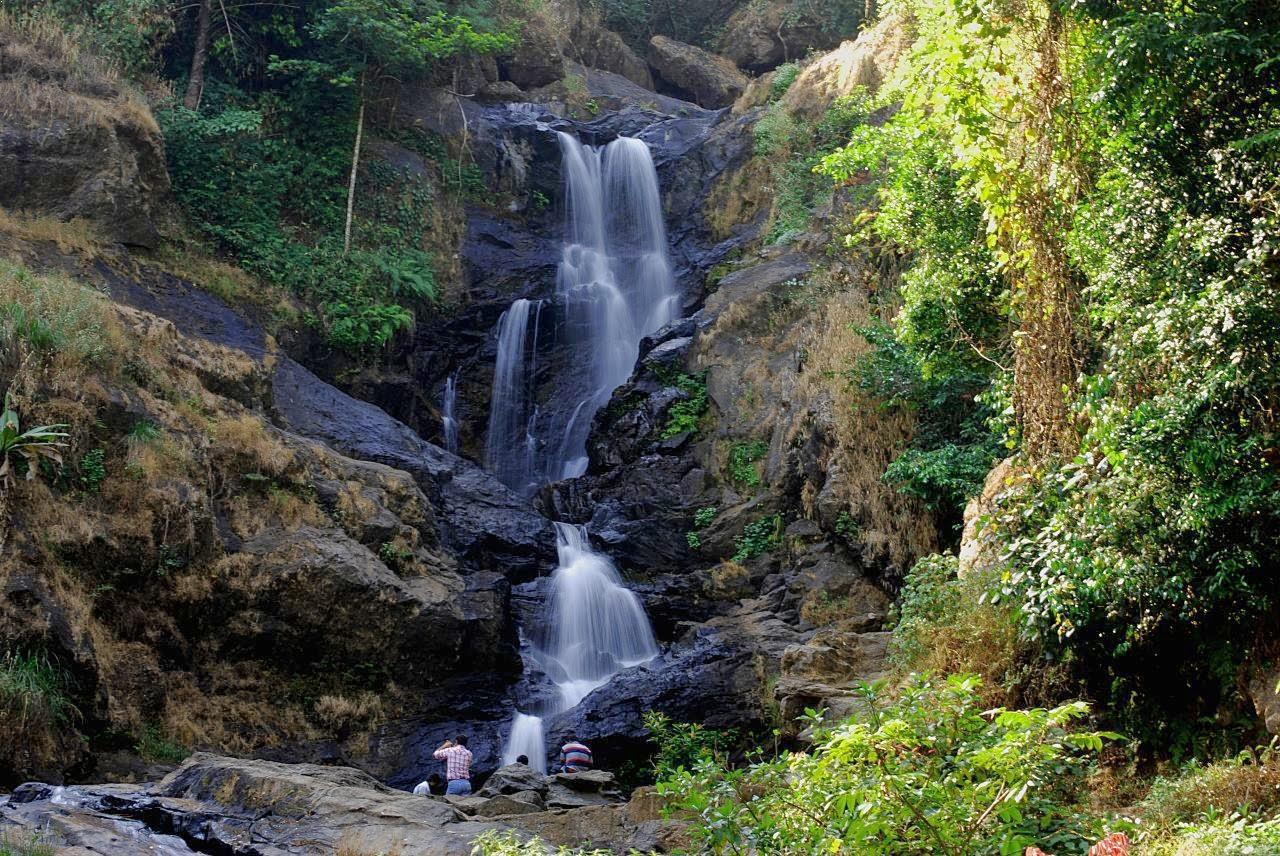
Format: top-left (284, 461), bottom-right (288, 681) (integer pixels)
top-left (445, 779), bottom-right (471, 795)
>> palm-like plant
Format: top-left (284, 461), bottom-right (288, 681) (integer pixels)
top-left (0, 394), bottom-right (68, 488)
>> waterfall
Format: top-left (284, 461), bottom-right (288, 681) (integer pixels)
top-left (484, 299), bottom-right (541, 494)
top-left (500, 523), bottom-right (659, 769)
top-left (441, 372), bottom-right (459, 454)
top-left (484, 133), bottom-right (676, 493)
top-left (550, 133), bottom-right (677, 481)
top-left (502, 712), bottom-right (547, 774)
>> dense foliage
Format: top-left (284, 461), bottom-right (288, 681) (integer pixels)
top-left (6, 0), bottom-right (514, 353)
top-left (657, 674), bottom-right (1114, 855)
top-left (828, 0), bottom-right (1280, 749)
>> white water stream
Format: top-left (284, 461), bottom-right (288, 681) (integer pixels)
top-left (488, 131), bottom-right (672, 770)
top-left (485, 133), bottom-right (677, 494)
top-left (441, 371), bottom-right (459, 454)
top-left (501, 523), bottom-right (658, 771)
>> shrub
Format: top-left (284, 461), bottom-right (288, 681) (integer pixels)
top-left (769, 62), bottom-right (801, 100)
top-left (732, 513), bottom-right (781, 562)
top-left (888, 553), bottom-right (1019, 703)
top-left (78, 447), bottom-right (106, 492)
top-left (643, 710), bottom-right (738, 782)
top-left (658, 674), bottom-right (1115, 855)
top-left (660, 372), bottom-right (709, 438)
top-left (728, 440), bottom-right (767, 488)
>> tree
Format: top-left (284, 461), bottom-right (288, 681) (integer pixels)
top-left (295, 0), bottom-right (515, 254)
top-left (183, 0), bottom-right (213, 109)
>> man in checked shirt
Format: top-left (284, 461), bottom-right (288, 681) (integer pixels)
top-left (433, 734), bottom-right (474, 795)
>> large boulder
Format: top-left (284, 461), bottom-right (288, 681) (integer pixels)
top-left (775, 628), bottom-right (890, 724)
top-left (778, 11), bottom-right (914, 121)
top-left (717, 0), bottom-right (857, 73)
top-left (958, 457), bottom-right (1016, 577)
top-left (0, 27), bottom-right (172, 246)
top-left (500, 12), bottom-right (567, 89)
top-left (647, 36), bottom-right (749, 109)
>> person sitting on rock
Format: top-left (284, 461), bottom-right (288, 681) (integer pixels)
top-left (412, 773), bottom-right (443, 796)
top-left (433, 734), bottom-right (474, 795)
top-left (515, 755), bottom-right (529, 766)
top-left (556, 734), bottom-right (593, 773)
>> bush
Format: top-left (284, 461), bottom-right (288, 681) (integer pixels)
top-left (889, 554), bottom-right (1019, 703)
top-left (660, 372), bottom-right (708, 438)
top-left (728, 440), bottom-right (767, 488)
top-left (769, 62), bottom-right (801, 100)
top-left (732, 513), bottom-right (780, 562)
top-left (78, 447), bottom-right (106, 492)
top-left (657, 674), bottom-right (1115, 855)
top-left (643, 710), bottom-right (738, 781)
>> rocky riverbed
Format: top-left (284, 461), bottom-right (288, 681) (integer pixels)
top-left (0, 754), bottom-right (682, 855)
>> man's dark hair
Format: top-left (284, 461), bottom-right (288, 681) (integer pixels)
top-left (455, 734), bottom-right (469, 747)
top-left (563, 733), bottom-right (577, 744)
top-left (516, 754), bottom-right (529, 765)
top-left (427, 773), bottom-right (442, 784)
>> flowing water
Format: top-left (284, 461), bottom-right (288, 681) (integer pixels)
top-left (500, 523), bottom-right (659, 769)
top-left (485, 133), bottom-right (677, 494)
top-left (441, 371), bottom-right (459, 454)
top-left (489, 130), bottom-right (672, 769)
top-left (484, 298), bottom-right (543, 494)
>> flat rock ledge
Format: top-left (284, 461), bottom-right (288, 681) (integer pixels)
top-left (0, 754), bottom-right (685, 855)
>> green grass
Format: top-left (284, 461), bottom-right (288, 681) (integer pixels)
top-left (0, 831), bottom-right (56, 856)
top-left (135, 724), bottom-right (187, 764)
top-left (0, 650), bottom-right (78, 728)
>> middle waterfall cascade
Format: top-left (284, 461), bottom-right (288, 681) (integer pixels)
top-left (441, 372), bottom-right (459, 454)
top-left (484, 298), bottom-right (544, 493)
top-left (484, 133), bottom-right (678, 495)
top-left (501, 523), bottom-right (659, 770)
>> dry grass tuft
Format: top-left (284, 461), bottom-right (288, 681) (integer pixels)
top-left (335, 836), bottom-right (405, 856)
top-left (148, 244), bottom-right (296, 317)
top-left (0, 208), bottom-right (103, 255)
top-left (212, 414), bottom-right (296, 477)
top-left (1139, 752), bottom-right (1280, 831)
top-left (0, 9), bottom-right (156, 132)
top-left (0, 257), bottom-right (126, 382)
top-left (313, 692), bottom-right (384, 736)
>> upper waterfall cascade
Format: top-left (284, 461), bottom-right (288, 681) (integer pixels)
top-left (485, 133), bottom-right (678, 495)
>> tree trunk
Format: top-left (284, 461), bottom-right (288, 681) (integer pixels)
top-left (343, 90), bottom-right (365, 256)
top-left (183, 0), bottom-right (213, 110)
top-left (1010, 5), bottom-right (1081, 461)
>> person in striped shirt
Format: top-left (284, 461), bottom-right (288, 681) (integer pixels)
top-left (556, 734), bottom-right (593, 773)
top-left (433, 734), bottom-right (474, 795)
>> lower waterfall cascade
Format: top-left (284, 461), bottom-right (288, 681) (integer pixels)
top-left (500, 523), bottom-right (659, 771)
